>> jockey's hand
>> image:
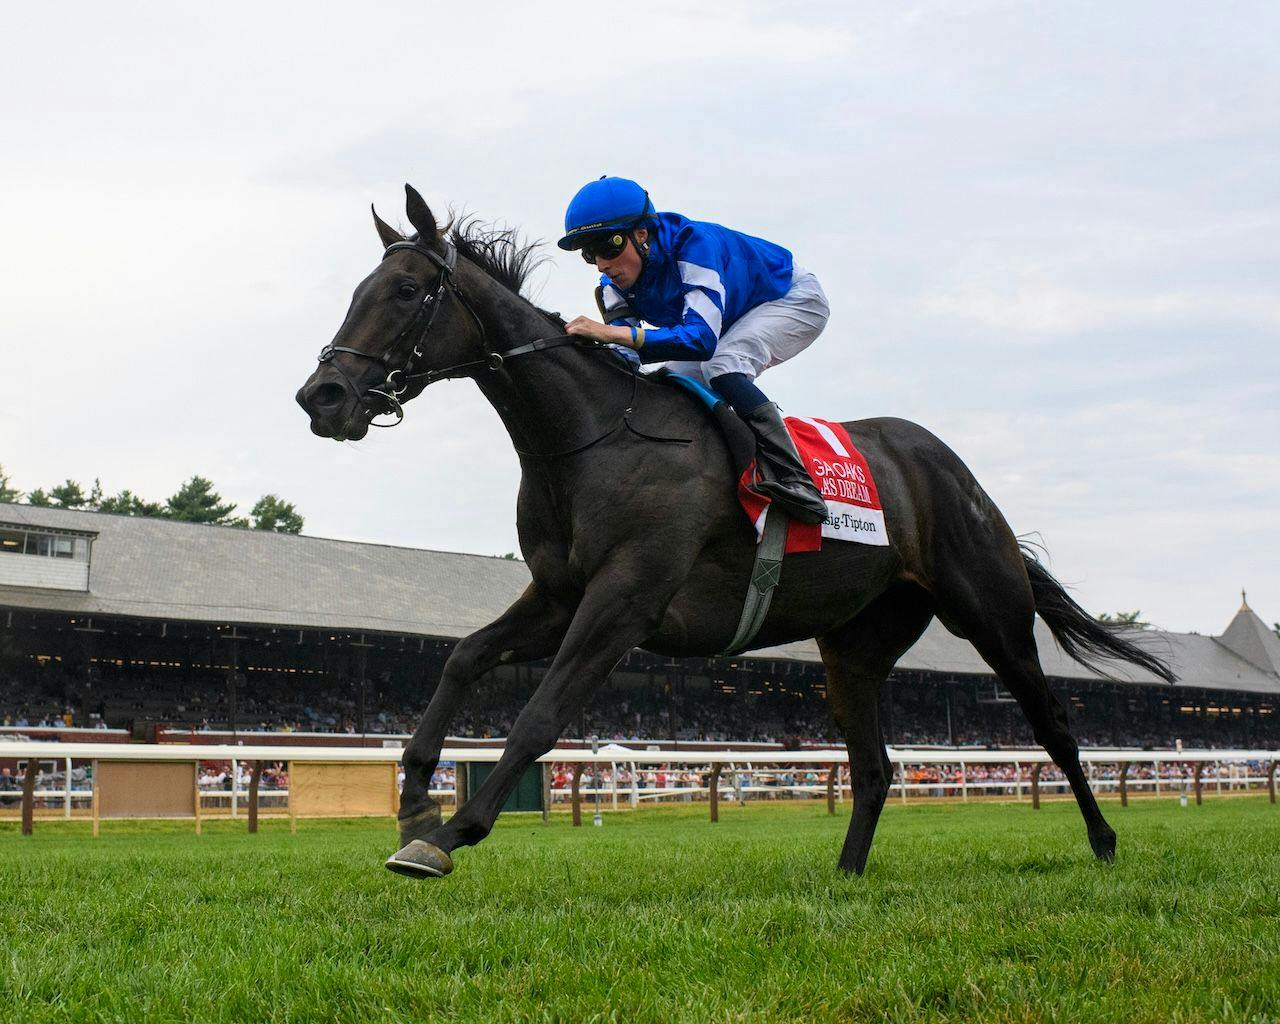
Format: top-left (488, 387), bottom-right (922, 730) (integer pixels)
top-left (565, 317), bottom-right (638, 348)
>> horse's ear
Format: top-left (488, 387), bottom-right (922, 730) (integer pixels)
top-left (404, 184), bottom-right (439, 243)
top-left (372, 204), bottom-right (404, 248)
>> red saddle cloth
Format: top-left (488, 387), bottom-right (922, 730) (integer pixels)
top-left (738, 416), bottom-right (889, 554)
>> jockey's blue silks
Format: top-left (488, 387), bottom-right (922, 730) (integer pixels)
top-left (598, 212), bottom-right (794, 364)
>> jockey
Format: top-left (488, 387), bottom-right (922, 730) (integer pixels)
top-left (560, 175), bottom-right (830, 523)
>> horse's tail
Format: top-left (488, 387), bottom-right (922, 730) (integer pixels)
top-left (1020, 542), bottom-right (1177, 684)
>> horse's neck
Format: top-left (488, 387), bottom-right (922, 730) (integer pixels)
top-left (465, 269), bottom-right (636, 457)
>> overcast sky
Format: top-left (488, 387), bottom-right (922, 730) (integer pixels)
top-left (2, 1), bottom-right (1276, 634)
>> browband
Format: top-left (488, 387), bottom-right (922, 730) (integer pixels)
top-left (382, 238), bottom-right (457, 273)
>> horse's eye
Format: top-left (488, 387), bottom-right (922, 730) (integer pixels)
top-left (397, 282), bottom-right (418, 300)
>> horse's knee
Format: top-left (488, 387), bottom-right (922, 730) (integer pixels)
top-left (440, 639), bottom-right (484, 685)
top-left (851, 766), bottom-right (891, 809)
top-left (1035, 727), bottom-right (1080, 766)
top-left (509, 706), bottom-right (561, 757)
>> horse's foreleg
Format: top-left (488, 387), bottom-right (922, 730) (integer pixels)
top-left (397, 584), bottom-right (571, 847)
top-left (388, 563), bottom-right (676, 876)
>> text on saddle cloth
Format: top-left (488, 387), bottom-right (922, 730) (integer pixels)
top-left (738, 416), bottom-right (889, 552)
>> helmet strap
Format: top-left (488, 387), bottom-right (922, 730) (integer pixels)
top-left (628, 228), bottom-right (650, 258)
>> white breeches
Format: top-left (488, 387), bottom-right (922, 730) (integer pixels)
top-left (661, 267), bottom-right (829, 383)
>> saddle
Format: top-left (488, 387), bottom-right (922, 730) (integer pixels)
top-left (645, 368), bottom-right (756, 475)
top-left (644, 368), bottom-right (889, 654)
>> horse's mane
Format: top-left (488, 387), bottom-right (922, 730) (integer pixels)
top-left (448, 216), bottom-right (545, 296)
top-left (415, 215), bottom-right (565, 328)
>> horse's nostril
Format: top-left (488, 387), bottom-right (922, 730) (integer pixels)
top-left (311, 382), bottom-right (348, 411)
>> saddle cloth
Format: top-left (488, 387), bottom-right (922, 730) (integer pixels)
top-left (738, 416), bottom-right (889, 553)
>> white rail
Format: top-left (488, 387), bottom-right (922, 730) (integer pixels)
top-left (3, 742), bottom-right (1275, 818)
top-left (4, 740), bottom-right (1277, 765)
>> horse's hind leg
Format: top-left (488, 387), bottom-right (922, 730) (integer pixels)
top-left (933, 543), bottom-right (1116, 861)
top-left (818, 583), bottom-right (934, 875)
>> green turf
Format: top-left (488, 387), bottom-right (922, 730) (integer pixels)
top-left (2, 798), bottom-right (1278, 1023)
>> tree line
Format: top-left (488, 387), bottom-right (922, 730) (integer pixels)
top-left (0, 465), bottom-right (303, 534)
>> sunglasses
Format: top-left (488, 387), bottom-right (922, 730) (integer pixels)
top-left (580, 232), bottom-right (628, 264)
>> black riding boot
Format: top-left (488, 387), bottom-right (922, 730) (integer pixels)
top-left (743, 402), bottom-right (829, 524)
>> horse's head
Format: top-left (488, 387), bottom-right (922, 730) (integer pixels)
top-left (296, 184), bottom-right (489, 440)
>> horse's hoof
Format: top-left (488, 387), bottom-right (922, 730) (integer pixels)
top-left (397, 804), bottom-right (442, 847)
top-left (385, 839), bottom-right (453, 879)
top-left (1090, 830), bottom-right (1117, 863)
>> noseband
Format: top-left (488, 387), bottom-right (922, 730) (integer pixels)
top-left (317, 238), bottom-right (588, 428)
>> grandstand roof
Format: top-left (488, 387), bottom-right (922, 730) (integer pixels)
top-left (1, 503), bottom-right (1276, 696)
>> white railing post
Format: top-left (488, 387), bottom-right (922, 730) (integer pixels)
top-left (64, 756), bottom-right (72, 819)
top-left (231, 758), bottom-right (238, 819)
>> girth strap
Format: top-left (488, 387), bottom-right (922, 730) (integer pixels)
top-left (720, 509), bottom-right (789, 656)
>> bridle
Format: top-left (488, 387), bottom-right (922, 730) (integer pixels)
top-left (316, 238), bottom-right (583, 428)
top-left (313, 236), bottom-right (691, 457)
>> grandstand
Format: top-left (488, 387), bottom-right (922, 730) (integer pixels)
top-left (1, 502), bottom-right (1277, 749)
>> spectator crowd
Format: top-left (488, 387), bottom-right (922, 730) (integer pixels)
top-left (2, 661), bottom-right (1275, 751)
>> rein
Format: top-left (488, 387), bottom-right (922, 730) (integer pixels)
top-left (316, 238), bottom-right (690, 457)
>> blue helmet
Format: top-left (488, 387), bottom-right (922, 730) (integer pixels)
top-left (558, 176), bottom-right (656, 250)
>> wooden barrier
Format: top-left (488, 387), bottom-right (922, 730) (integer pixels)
top-left (1118, 762), bottom-right (1130, 807)
top-left (709, 764), bottom-right (721, 822)
top-left (454, 760), bottom-right (467, 807)
top-left (20, 762), bottom-right (36, 835)
top-left (570, 764), bottom-right (582, 827)
top-left (91, 760), bottom-right (200, 837)
top-left (541, 764), bottom-right (552, 824)
top-left (247, 761), bottom-right (263, 833)
top-left (287, 761), bottom-right (398, 825)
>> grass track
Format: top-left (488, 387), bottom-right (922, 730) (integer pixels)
top-left (2, 798), bottom-right (1278, 1023)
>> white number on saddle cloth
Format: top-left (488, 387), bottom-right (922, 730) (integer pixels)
top-left (736, 416), bottom-right (890, 553)
top-left (794, 416), bottom-right (890, 547)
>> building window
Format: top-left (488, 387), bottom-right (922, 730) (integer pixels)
top-left (0, 528), bottom-right (91, 561)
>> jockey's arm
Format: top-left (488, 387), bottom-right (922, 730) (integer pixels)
top-left (631, 238), bottom-right (727, 363)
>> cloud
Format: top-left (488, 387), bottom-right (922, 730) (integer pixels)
top-left (922, 280), bottom-right (1280, 335)
top-left (1, 0), bottom-right (1277, 636)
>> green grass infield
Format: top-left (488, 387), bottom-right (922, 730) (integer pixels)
top-left (2, 798), bottom-right (1278, 1023)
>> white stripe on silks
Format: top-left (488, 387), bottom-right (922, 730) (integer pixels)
top-left (603, 284), bottom-right (627, 311)
top-left (798, 417), bottom-right (850, 457)
top-left (683, 288), bottom-right (723, 337)
top-left (676, 261), bottom-right (726, 304)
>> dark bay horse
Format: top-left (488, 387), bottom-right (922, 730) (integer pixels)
top-left (295, 185), bottom-right (1173, 879)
